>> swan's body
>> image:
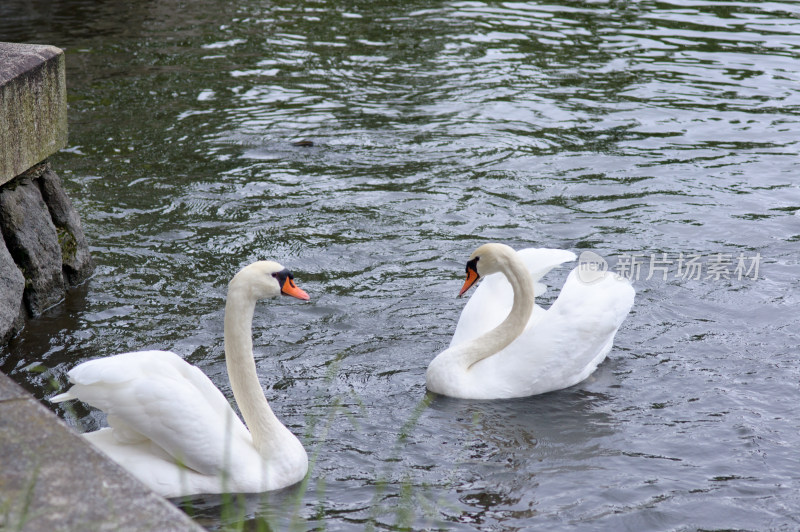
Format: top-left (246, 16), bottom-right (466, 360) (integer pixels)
top-left (51, 261), bottom-right (310, 498)
top-left (426, 244), bottom-right (635, 399)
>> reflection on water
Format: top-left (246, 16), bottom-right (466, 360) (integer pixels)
top-left (2, 0), bottom-right (800, 529)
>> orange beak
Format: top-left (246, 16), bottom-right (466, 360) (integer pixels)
top-left (281, 276), bottom-right (310, 301)
top-left (458, 267), bottom-right (480, 297)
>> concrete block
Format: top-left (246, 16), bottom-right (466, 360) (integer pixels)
top-left (0, 373), bottom-right (204, 532)
top-left (0, 369), bottom-right (27, 401)
top-left (0, 42), bottom-right (67, 186)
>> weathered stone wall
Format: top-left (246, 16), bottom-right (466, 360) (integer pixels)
top-left (0, 42), bottom-right (94, 343)
top-left (0, 161), bottom-right (94, 340)
top-left (0, 233), bottom-right (24, 344)
top-left (0, 43), bottom-right (67, 186)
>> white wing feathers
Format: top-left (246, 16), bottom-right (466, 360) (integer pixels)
top-left (476, 268), bottom-right (635, 395)
top-left (450, 248), bottom-right (577, 347)
top-left (53, 350), bottom-right (250, 475)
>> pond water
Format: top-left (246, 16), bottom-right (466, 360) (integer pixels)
top-left (2, 0), bottom-right (800, 529)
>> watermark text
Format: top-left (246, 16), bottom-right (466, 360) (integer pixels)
top-left (578, 251), bottom-right (761, 283)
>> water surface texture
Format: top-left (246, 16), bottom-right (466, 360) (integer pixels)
top-left (2, 0), bottom-right (799, 529)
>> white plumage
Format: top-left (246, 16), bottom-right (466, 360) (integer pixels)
top-left (52, 261), bottom-right (310, 498)
top-left (427, 244), bottom-right (635, 399)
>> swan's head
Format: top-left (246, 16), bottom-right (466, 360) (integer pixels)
top-left (459, 243), bottom-right (516, 296)
top-left (230, 261), bottom-right (310, 301)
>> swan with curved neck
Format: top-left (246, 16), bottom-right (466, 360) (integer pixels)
top-left (426, 243), bottom-right (635, 399)
top-left (52, 261), bottom-right (310, 497)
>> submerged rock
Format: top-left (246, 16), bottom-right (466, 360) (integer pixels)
top-left (37, 165), bottom-right (95, 285)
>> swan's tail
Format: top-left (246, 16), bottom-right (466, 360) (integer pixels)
top-left (50, 390), bottom-right (75, 403)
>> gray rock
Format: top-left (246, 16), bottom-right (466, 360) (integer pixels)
top-left (0, 176), bottom-right (65, 316)
top-left (0, 234), bottom-right (24, 342)
top-left (37, 165), bottom-right (95, 285)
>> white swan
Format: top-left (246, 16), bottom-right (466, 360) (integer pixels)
top-left (426, 243), bottom-right (635, 399)
top-left (51, 261), bottom-right (310, 498)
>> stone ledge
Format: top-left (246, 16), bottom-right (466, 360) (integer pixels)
top-left (0, 372), bottom-right (204, 532)
top-left (0, 42), bottom-right (67, 185)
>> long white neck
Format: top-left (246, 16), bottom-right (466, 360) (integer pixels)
top-left (459, 253), bottom-right (535, 368)
top-left (224, 285), bottom-right (283, 456)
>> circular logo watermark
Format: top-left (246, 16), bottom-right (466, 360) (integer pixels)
top-left (577, 251), bottom-right (608, 283)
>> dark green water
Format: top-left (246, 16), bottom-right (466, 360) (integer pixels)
top-left (2, 0), bottom-right (800, 529)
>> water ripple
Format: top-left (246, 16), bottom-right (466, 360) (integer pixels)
top-left (3, 0), bottom-right (800, 529)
